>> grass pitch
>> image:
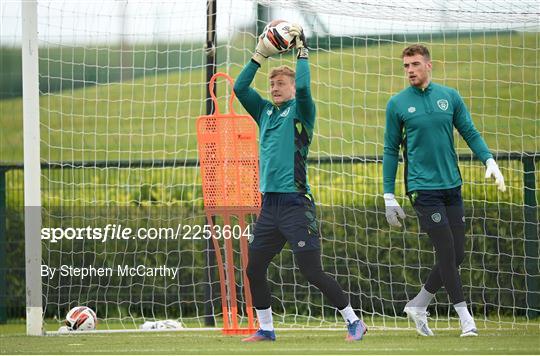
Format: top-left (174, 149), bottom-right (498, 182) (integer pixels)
top-left (1, 322), bottom-right (539, 354)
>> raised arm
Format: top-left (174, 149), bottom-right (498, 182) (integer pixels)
top-left (289, 24), bottom-right (315, 129)
top-left (295, 58), bottom-right (316, 129)
top-left (234, 29), bottom-right (283, 124)
top-left (233, 60), bottom-right (269, 124)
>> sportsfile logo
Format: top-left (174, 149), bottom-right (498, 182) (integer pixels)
top-left (41, 224), bottom-right (252, 243)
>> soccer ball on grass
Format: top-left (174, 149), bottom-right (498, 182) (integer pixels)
top-left (64, 306), bottom-right (97, 331)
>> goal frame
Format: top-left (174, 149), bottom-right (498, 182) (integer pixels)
top-left (21, 0), bottom-right (43, 336)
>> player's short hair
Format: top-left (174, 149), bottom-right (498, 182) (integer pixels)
top-left (269, 65), bottom-right (295, 83)
top-left (401, 44), bottom-right (431, 60)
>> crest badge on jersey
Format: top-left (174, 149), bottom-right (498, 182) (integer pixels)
top-left (408, 106), bottom-right (416, 113)
top-left (437, 99), bottom-right (449, 111)
top-left (431, 212), bottom-right (442, 223)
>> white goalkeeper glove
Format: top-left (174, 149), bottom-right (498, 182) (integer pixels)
top-left (384, 193), bottom-right (406, 228)
top-left (288, 23), bottom-right (308, 59)
top-left (485, 158), bottom-right (506, 192)
top-left (252, 35), bottom-right (279, 64)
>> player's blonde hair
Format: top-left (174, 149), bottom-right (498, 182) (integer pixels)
top-left (269, 65), bottom-right (295, 82)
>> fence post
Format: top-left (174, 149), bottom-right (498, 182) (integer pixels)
top-left (523, 156), bottom-right (539, 319)
top-left (0, 168), bottom-right (6, 323)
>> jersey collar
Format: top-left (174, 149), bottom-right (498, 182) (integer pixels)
top-left (275, 98), bottom-right (295, 110)
top-left (410, 81), bottom-right (433, 95)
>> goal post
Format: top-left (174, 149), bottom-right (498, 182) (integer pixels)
top-left (21, 0), bottom-right (43, 336)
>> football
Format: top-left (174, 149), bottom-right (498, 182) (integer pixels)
top-left (64, 306), bottom-right (97, 331)
top-left (261, 19), bottom-right (295, 53)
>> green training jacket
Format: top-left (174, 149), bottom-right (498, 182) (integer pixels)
top-left (234, 59), bottom-right (316, 193)
top-left (383, 82), bottom-right (493, 194)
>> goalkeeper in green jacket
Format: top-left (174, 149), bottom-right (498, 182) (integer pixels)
top-left (383, 44), bottom-right (506, 337)
top-left (234, 23), bottom-right (366, 342)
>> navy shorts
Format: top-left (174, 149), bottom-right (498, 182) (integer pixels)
top-left (407, 186), bottom-right (465, 232)
top-left (249, 192), bottom-right (320, 254)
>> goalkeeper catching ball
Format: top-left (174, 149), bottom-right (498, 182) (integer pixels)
top-left (383, 44), bottom-right (506, 337)
top-left (234, 23), bottom-right (367, 342)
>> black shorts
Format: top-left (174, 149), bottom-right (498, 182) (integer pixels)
top-left (407, 186), bottom-right (465, 232)
top-left (249, 192), bottom-right (320, 254)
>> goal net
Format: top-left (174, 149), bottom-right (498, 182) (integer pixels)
top-left (12, 0), bottom-right (539, 332)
